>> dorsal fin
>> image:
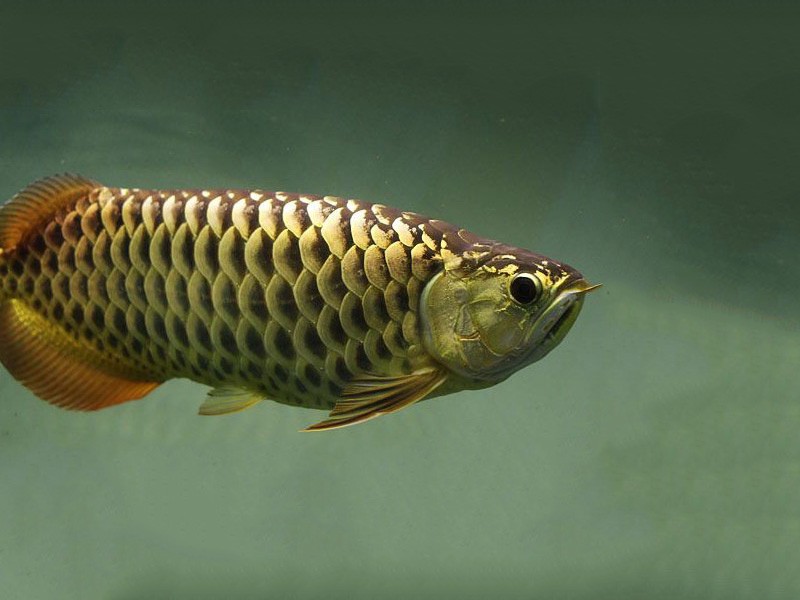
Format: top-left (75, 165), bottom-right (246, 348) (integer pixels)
top-left (0, 174), bottom-right (98, 252)
top-left (0, 300), bottom-right (160, 410)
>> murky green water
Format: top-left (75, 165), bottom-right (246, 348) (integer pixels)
top-left (1, 4), bottom-right (799, 599)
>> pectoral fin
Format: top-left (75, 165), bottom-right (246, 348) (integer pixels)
top-left (303, 367), bottom-right (447, 431)
top-left (198, 387), bottom-right (263, 416)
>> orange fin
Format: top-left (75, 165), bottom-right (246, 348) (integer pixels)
top-left (0, 300), bottom-right (160, 410)
top-left (0, 174), bottom-right (98, 252)
top-left (303, 368), bottom-right (447, 432)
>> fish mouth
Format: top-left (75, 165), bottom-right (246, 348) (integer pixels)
top-left (528, 279), bottom-right (600, 362)
top-left (544, 300), bottom-right (580, 343)
top-left (544, 281), bottom-right (601, 340)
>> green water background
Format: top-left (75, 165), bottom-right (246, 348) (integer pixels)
top-left (1, 3), bottom-right (799, 598)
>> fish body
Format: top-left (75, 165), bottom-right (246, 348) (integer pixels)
top-left (0, 175), bottom-right (596, 430)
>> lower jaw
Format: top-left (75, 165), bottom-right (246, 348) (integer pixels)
top-left (530, 298), bottom-right (585, 362)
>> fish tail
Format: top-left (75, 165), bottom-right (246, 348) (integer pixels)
top-left (0, 175), bottom-right (162, 410)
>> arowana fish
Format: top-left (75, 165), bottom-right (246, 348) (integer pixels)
top-left (0, 175), bottom-right (598, 430)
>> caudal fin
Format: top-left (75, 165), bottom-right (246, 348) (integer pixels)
top-left (0, 174), bottom-right (162, 410)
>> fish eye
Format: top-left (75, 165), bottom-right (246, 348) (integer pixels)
top-left (509, 273), bottom-right (541, 305)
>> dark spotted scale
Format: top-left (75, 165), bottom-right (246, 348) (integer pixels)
top-left (0, 180), bottom-right (466, 410)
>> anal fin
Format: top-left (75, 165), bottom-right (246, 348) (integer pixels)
top-left (199, 387), bottom-right (263, 416)
top-left (0, 300), bottom-right (160, 410)
top-left (304, 367), bottom-right (447, 432)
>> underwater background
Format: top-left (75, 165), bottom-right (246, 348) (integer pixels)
top-left (1, 2), bottom-right (799, 599)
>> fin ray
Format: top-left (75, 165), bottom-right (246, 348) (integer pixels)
top-left (199, 387), bottom-right (263, 416)
top-left (0, 174), bottom-right (98, 252)
top-left (304, 368), bottom-right (447, 431)
top-left (0, 300), bottom-right (159, 410)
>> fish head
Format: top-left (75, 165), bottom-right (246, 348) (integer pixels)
top-left (420, 242), bottom-right (598, 386)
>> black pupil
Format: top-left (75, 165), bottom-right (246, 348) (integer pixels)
top-left (510, 276), bottom-right (538, 304)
